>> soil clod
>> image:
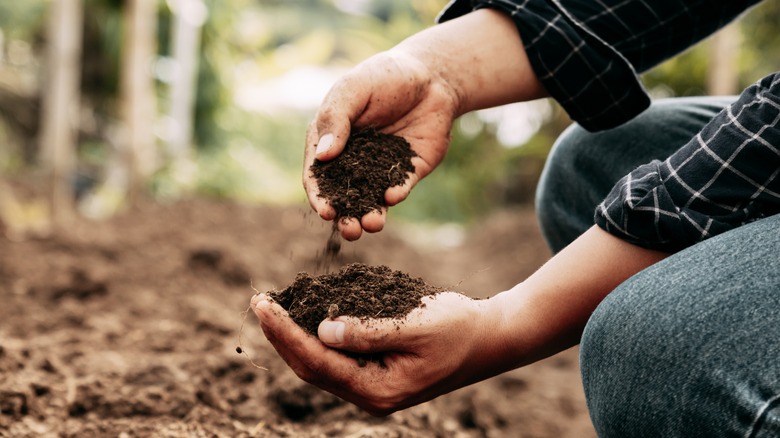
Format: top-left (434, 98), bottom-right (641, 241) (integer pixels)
top-left (310, 129), bottom-right (416, 222)
top-left (269, 263), bottom-right (443, 336)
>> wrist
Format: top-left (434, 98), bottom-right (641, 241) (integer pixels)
top-left (383, 46), bottom-right (463, 119)
top-left (395, 8), bottom-right (546, 116)
top-left (448, 290), bottom-right (529, 384)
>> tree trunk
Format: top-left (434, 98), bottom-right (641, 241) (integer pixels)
top-left (168, 0), bottom-right (207, 162)
top-left (120, 0), bottom-right (158, 205)
top-left (39, 0), bottom-right (84, 225)
top-left (707, 23), bottom-right (741, 96)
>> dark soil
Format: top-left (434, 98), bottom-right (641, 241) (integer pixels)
top-left (270, 263), bottom-right (444, 336)
top-left (0, 197), bottom-right (596, 437)
top-left (310, 129), bottom-right (416, 221)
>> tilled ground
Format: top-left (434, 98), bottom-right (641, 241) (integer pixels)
top-left (0, 199), bottom-right (595, 437)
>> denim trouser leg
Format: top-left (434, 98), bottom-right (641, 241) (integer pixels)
top-left (535, 96), bottom-right (736, 253)
top-left (580, 213), bottom-right (780, 437)
top-left (536, 96), bottom-right (780, 436)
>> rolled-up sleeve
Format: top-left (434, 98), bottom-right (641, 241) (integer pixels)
top-left (438, 0), bottom-right (761, 131)
top-left (595, 73), bottom-right (780, 252)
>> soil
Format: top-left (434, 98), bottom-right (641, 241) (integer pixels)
top-left (310, 129), bottom-right (416, 221)
top-left (271, 263), bottom-right (443, 336)
top-left (0, 198), bottom-right (597, 437)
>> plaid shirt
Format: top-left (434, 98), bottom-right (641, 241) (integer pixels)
top-left (439, 0), bottom-right (779, 251)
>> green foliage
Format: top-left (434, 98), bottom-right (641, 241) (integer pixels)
top-left (80, 0), bottom-right (123, 101)
top-left (0, 1), bottom-right (46, 41)
top-left (2, 0), bottom-right (778, 225)
top-left (641, 1), bottom-right (780, 97)
top-left (641, 45), bottom-right (710, 97)
top-left (738, 1), bottom-right (780, 82)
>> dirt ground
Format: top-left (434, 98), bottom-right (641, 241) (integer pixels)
top-left (0, 198), bottom-right (597, 437)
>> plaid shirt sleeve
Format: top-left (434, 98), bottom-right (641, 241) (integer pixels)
top-left (438, 0), bottom-right (761, 132)
top-left (439, 0), bottom-right (776, 250)
top-left (595, 73), bottom-right (780, 252)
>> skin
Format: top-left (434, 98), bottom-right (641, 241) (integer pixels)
top-left (303, 8), bottom-right (545, 241)
top-left (256, 9), bottom-right (671, 416)
top-left (252, 226), bottom-right (668, 416)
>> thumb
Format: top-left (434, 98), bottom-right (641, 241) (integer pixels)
top-left (318, 320), bottom-right (347, 346)
top-left (313, 97), bottom-right (355, 162)
top-left (318, 317), bottom-right (401, 353)
top-left (313, 70), bottom-right (374, 161)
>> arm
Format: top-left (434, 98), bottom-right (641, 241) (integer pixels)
top-left (252, 226), bottom-right (668, 415)
top-left (439, 0), bottom-right (763, 131)
top-left (305, 9), bottom-right (546, 240)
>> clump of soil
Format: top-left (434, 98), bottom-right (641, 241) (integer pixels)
top-left (310, 129), bottom-right (416, 221)
top-left (269, 263), bottom-right (443, 336)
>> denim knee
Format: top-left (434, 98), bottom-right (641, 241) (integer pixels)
top-left (580, 214), bottom-right (780, 437)
top-left (579, 282), bottom-right (664, 437)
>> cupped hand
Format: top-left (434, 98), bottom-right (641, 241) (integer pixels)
top-left (251, 291), bottom-right (504, 416)
top-left (304, 49), bottom-right (461, 241)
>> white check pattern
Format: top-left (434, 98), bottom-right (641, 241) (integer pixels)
top-left (439, 0), bottom-right (762, 131)
top-left (597, 74), bottom-right (780, 250)
top-left (438, 0), bottom-right (778, 250)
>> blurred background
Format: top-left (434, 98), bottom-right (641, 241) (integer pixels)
top-left (0, 0), bottom-right (778, 237)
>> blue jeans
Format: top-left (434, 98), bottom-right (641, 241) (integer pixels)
top-left (536, 97), bottom-right (780, 437)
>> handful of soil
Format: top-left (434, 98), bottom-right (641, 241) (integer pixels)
top-left (269, 263), bottom-right (443, 336)
top-left (310, 129), bottom-right (416, 221)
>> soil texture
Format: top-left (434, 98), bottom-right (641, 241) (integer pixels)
top-left (0, 198), bottom-right (596, 437)
top-left (270, 263), bottom-right (443, 336)
top-left (310, 129), bottom-right (416, 221)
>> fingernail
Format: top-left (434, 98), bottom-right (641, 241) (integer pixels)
top-left (315, 133), bottom-right (334, 156)
top-left (319, 320), bottom-right (345, 345)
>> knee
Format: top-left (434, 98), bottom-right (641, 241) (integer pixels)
top-left (579, 290), bottom-right (640, 437)
top-left (579, 271), bottom-right (692, 437)
top-left (580, 272), bottom-right (734, 438)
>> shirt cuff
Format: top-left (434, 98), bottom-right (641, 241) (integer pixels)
top-left (438, 0), bottom-right (650, 131)
top-left (595, 73), bottom-right (780, 252)
top-left (595, 159), bottom-right (775, 253)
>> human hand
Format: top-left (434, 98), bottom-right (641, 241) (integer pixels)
top-left (304, 49), bottom-right (461, 241)
top-left (251, 291), bottom-right (506, 416)
top-left (304, 9), bottom-right (544, 241)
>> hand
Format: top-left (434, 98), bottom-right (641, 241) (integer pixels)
top-left (304, 8), bottom-right (545, 241)
top-left (251, 228), bottom-right (670, 415)
top-left (251, 291), bottom-right (505, 416)
top-left (303, 10), bottom-right (544, 241)
top-left (304, 49), bottom-right (460, 241)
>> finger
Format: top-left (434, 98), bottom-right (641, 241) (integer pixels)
top-left (318, 315), bottom-right (421, 353)
top-left (338, 217), bottom-right (363, 241)
top-left (385, 152), bottom-right (433, 206)
top-left (253, 296), bottom-right (398, 410)
top-left (385, 173), bottom-right (418, 206)
top-left (249, 292), bottom-right (268, 309)
top-left (252, 296), bottom-right (362, 386)
top-left (314, 73), bottom-right (370, 161)
top-left (303, 120), bottom-right (337, 220)
top-left (360, 208), bottom-right (386, 233)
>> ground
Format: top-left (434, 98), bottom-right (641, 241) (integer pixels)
top-left (0, 198), bottom-right (597, 437)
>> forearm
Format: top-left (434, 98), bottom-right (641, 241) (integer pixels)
top-left (392, 8), bottom-right (547, 116)
top-left (484, 226), bottom-right (668, 372)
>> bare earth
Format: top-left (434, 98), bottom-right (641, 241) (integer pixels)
top-left (0, 199), bottom-right (597, 437)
